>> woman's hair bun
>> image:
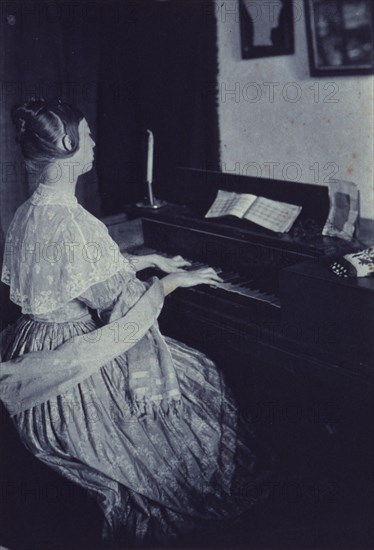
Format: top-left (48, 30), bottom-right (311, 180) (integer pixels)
top-left (10, 97), bottom-right (84, 176)
top-left (11, 97), bottom-right (47, 142)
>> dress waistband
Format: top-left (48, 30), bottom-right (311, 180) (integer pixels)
top-left (28, 311), bottom-right (93, 324)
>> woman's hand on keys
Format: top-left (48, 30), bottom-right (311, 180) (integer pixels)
top-left (152, 254), bottom-right (192, 273)
top-left (161, 268), bottom-right (223, 296)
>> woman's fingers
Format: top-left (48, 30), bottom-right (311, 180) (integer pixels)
top-left (172, 263), bottom-right (191, 271)
top-left (197, 277), bottom-right (223, 286)
top-left (172, 255), bottom-right (191, 264)
top-left (195, 274), bottom-right (223, 284)
top-left (171, 258), bottom-right (191, 268)
top-left (196, 268), bottom-right (223, 280)
top-left (196, 267), bottom-right (214, 274)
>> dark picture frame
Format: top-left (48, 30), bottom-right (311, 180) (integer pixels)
top-left (239, 0), bottom-right (295, 59)
top-left (304, 0), bottom-right (374, 76)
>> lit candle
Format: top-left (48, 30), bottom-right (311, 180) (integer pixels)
top-left (146, 129), bottom-right (154, 183)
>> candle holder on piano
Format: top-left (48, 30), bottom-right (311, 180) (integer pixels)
top-left (137, 128), bottom-right (167, 209)
top-left (136, 180), bottom-right (167, 209)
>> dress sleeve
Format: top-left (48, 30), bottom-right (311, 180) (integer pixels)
top-left (1, 276), bottom-right (166, 417)
top-left (78, 268), bottom-right (155, 324)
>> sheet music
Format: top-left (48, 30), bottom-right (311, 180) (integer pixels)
top-left (205, 190), bottom-right (257, 218)
top-left (243, 197), bottom-right (302, 233)
top-left (205, 189), bottom-right (302, 233)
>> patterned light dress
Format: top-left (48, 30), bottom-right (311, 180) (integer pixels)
top-left (1, 183), bottom-right (273, 546)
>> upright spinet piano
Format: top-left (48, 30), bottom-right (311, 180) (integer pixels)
top-left (127, 167), bottom-right (374, 377)
top-left (106, 167), bottom-right (374, 543)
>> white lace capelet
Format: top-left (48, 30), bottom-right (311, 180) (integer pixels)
top-left (1, 183), bottom-right (136, 315)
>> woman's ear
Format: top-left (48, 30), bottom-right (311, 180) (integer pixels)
top-left (58, 134), bottom-right (73, 152)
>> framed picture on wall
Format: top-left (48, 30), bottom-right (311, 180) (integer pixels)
top-left (305, 0), bottom-right (374, 76)
top-left (239, 0), bottom-right (295, 59)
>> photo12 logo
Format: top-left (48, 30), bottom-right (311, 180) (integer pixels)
top-left (221, 161), bottom-right (340, 183)
top-left (203, 80), bottom-right (340, 104)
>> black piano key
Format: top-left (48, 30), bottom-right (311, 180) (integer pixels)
top-left (136, 246), bottom-right (157, 255)
top-left (234, 278), bottom-right (255, 288)
top-left (185, 264), bottom-right (212, 273)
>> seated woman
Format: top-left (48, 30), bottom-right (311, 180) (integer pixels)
top-left (0, 98), bottom-right (273, 547)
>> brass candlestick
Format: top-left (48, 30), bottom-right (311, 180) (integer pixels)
top-left (136, 180), bottom-right (167, 209)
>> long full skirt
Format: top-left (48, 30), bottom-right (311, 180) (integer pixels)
top-left (2, 313), bottom-right (274, 547)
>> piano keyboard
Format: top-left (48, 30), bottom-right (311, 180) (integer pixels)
top-left (129, 246), bottom-right (281, 308)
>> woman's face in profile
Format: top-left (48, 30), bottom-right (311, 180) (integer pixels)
top-left (71, 118), bottom-right (96, 175)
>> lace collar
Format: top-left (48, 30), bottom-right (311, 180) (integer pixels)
top-left (30, 183), bottom-right (78, 208)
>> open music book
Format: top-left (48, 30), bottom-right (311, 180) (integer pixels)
top-left (205, 190), bottom-right (302, 233)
